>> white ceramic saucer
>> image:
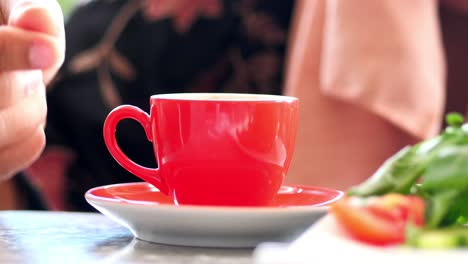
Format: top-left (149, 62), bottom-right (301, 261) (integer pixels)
top-left (85, 182), bottom-right (343, 248)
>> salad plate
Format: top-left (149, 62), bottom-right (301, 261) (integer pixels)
top-left (254, 215), bottom-right (468, 264)
top-left (85, 182), bottom-right (343, 248)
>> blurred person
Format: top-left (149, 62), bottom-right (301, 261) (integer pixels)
top-left (18, 0), bottom-right (468, 211)
top-left (286, 0), bottom-right (468, 189)
top-left (0, 0), bottom-right (65, 209)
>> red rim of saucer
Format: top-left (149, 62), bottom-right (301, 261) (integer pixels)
top-left (85, 182), bottom-right (343, 209)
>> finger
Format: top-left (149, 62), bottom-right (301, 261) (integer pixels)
top-left (0, 126), bottom-right (45, 181)
top-left (0, 26), bottom-right (61, 71)
top-left (0, 70), bottom-right (43, 109)
top-left (5, 0), bottom-right (65, 84)
top-left (0, 88), bottom-right (47, 148)
top-left (8, 0), bottom-right (64, 37)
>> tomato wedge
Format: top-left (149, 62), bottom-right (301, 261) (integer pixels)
top-left (330, 194), bottom-right (425, 246)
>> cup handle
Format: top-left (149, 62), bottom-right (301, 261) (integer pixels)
top-left (103, 105), bottom-right (168, 194)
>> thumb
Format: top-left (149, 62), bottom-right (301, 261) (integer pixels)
top-left (6, 0), bottom-right (65, 84)
top-left (8, 0), bottom-right (65, 38)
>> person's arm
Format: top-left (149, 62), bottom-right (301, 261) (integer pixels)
top-left (284, 76), bottom-right (417, 190)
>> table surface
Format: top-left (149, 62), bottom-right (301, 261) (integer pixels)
top-left (0, 211), bottom-right (254, 264)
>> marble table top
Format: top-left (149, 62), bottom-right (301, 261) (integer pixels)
top-left (0, 211), bottom-right (253, 264)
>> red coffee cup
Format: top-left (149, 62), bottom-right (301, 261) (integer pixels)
top-left (103, 93), bottom-right (299, 206)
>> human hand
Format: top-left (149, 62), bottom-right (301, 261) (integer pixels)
top-left (0, 0), bottom-right (65, 181)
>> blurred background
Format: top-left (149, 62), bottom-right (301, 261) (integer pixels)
top-left (0, 0), bottom-right (467, 214)
top-left (58, 0), bottom-right (77, 18)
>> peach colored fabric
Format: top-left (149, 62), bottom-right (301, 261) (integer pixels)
top-left (283, 0), bottom-right (446, 189)
top-left (286, 0), bottom-right (445, 140)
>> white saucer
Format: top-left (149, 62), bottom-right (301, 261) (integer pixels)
top-left (85, 182), bottom-right (343, 248)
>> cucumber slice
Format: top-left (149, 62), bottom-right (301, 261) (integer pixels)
top-left (408, 227), bottom-right (468, 249)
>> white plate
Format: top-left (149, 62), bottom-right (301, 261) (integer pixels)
top-left (85, 182), bottom-right (343, 248)
top-left (254, 215), bottom-right (468, 263)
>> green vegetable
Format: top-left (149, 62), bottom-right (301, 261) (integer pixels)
top-left (348, 113), bottom-right (468, 247)
top-left (446, 112), bottom-right (464, 128)
top-left (406, 226), bottom-right (468, 249)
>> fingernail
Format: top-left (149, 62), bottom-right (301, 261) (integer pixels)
top-left (29, 42), bottom-right (54, 68)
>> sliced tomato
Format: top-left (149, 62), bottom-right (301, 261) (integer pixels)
top-left (330, 194), bottom-right (425, 246)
